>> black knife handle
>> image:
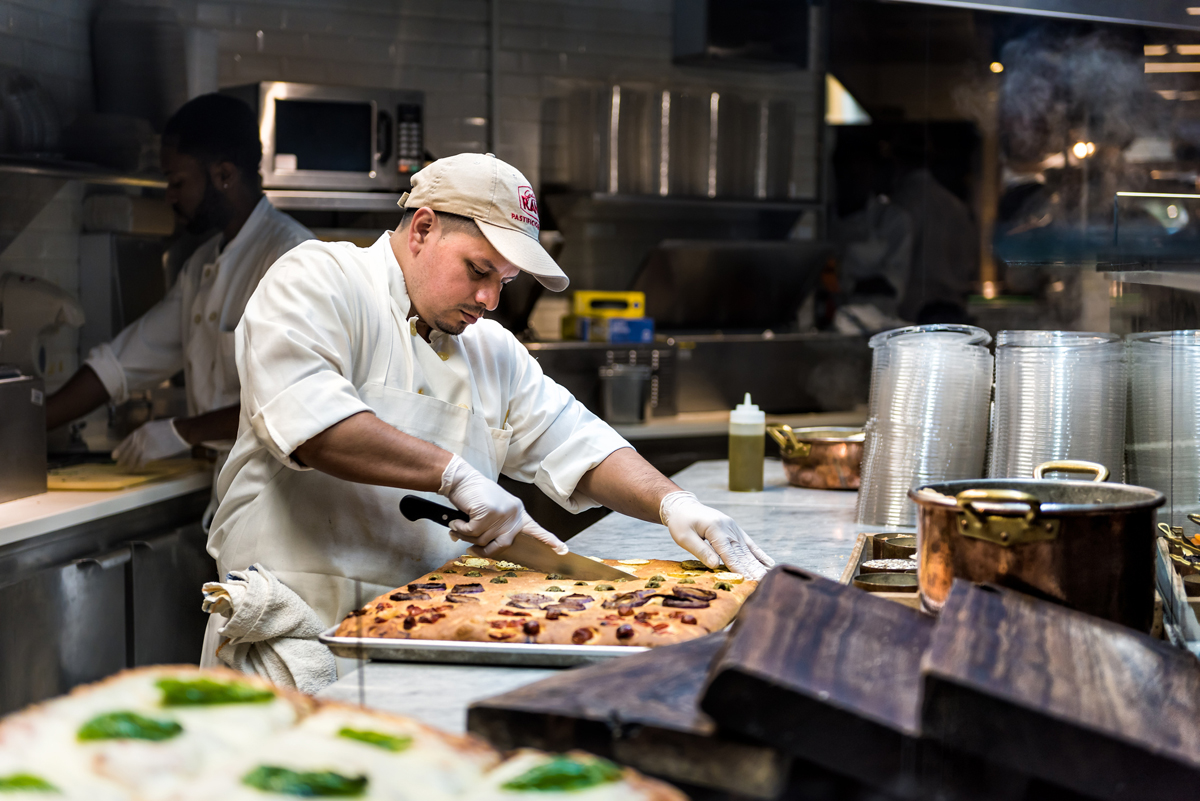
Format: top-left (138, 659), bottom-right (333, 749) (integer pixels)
top-left (400, 495), bottom-right (469, 527)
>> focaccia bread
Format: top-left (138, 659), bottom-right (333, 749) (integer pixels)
top-left (0, 667), bottom-right (686, 801)
top-left (335, 555), bottom-right (757, 647)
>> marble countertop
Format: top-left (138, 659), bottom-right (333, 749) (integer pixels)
top-left (320, 458), bottom-right (896, 730)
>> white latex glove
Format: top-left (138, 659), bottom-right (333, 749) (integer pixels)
top-left (438, 454), bottom-right (568, 557)
top-left (660, 490), bottom-right (775, 581)
top-left (112, 418), bottom-right (190, 470)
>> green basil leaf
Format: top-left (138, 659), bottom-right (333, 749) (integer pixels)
top-left (337, 728), bottom-right (413, 752)
top-left (500, 756), bottom-right (622, 792)
top-left (77, 711), bottom-right (182, 742)
top-left (156, 677), bottom-right (275, 706)
top-left (0, 774), bottom-right (58, 793)
top-left (242, 766), bottom-right (367, 797)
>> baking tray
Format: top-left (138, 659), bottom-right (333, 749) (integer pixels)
top-left (319, 625), bottom-right (650, 667)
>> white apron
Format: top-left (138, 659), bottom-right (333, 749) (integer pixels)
top-left (201, 253), bottom-right (512, 669)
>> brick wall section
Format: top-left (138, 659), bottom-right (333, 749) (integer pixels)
top-left (0, 0), bottom-right (96, 126)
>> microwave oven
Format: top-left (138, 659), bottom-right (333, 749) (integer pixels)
top-left (222, 82), bottom-right (424, 192)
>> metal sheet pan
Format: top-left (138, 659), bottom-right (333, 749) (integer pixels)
top-left (319, 625), bottom-right (649, 667)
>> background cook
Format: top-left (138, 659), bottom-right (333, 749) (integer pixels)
top-left (45, 93), bottom-right (314, 528)
top-left (205, 153), bottom-right (774, 664)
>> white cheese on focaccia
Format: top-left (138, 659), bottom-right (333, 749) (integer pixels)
top-left (174, 705), bottom-right (498, 801)
top-left (0, 667), bottom-right (300, 800)
top-left (467, 749), bottom-right (687, 801)
top-left (0, 750), bottom-right (131, 801)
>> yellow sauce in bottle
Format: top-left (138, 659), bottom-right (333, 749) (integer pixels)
top-left (728, 393), bottom-right (765, 492)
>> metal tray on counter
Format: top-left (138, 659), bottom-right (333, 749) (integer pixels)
top-left (318, 625), bottom-right (649, 667)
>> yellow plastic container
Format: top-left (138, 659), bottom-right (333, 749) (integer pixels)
top-left (572, 291), bottom-right (645, 319)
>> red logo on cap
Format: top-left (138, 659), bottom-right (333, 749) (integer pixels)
top-left (518, 186), bottom-right (539, 227)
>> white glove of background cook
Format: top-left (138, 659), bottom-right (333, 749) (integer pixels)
top-left (438, 454), bottom-right (569, 557)
top-left (660, 490), bottom-right (775, 581)
top-left (112, 418), bottom-right (190, 470)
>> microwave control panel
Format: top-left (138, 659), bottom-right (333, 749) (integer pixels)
top-left (397, 103), bottom-right (423, 175)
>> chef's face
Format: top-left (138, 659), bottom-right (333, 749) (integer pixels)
top-left (161, 145), bottom-right (234, 235)
top-left (401, 209), bottom-right (521, 336)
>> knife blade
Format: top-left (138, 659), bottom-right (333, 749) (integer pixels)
top-left (399, 495), bottom-right (631, 581)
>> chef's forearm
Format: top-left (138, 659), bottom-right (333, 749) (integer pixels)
top-left (45, 365), bottom-right (110, 430)
top-left (292, 411), bottom-right (452, 491)
top-left (173, 404), bottom-right (241, 445)
top-left (576, 447), bottom-right (681, 524)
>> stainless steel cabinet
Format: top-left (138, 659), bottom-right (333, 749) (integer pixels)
top-left (0, 548), bottom-right (129, 713)
top-left (131, 523), bottom-right (216, 667)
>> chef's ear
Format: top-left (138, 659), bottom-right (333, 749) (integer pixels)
top-left (209, 160), bottom-right (238, 193)
top-left (406, 207), bottom-right (437, 251)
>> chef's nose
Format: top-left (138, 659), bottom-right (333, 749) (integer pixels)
top-left (477, 278), bottom-right (503, 311)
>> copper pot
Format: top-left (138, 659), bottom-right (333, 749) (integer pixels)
top-left (908, 460), bottom-right (1165, 630)
top-left (767, 425), bottom-right (864, 490)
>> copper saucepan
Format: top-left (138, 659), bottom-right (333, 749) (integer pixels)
top-left (909, 460), bottom-right (1165, 631)
top-left (767, 425), bottom-right (865, 490)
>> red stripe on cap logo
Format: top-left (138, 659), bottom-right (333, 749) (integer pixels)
top-left (517, 186), bottom-right (540, 229)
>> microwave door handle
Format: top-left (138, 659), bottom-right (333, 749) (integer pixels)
top-left (376, 109), bottom-right (393, 164)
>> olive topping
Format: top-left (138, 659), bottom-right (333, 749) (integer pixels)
top-left (465, 571), bottom-right (483, 577)
top-left (444, 569), bottom-right (458, 574)
top-left (616, 624), bottom-right (635, 640)
top-left (545, 608), bottom-right (564, 620)
top-left (594, 584), bottom-right (615, 591)
top-left (680, 559), bottom-right (708, 571)
top-left (523, 620), bottom-right (541, 636)
top-left (408, 582), bottom-right (446, 592)
top-left (490, 577), bottom-right (509, 584)
top-left (451, 583), bottom-right (485, 594)
top-left (678, 578), bottom-right (696, 584)
top-left (571, 626), bottom-right (596, 644)
top-left (648, 575), bottom-right (666, 582)
top-left (645, 581), bottom-right (662, 589)
top-left (545, 573), bottom-right (564, 580)
top-left (681, 614), bottom-right (698, 625)
top-left (389, 591), bottom-right (430, 601)
top-left (574, 581), bottom-right (589, 586)
top-left (715, 582), bottom-right (734, 591)
top-left (428, 575), bottom-right (442, 580)
top-left (502, 571), bottom-right (518, 578)
top-left (545, 586), bottom-right (564, 592)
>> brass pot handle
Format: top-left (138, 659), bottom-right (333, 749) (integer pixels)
top-left (956, 489), bottom-right (1042, 523)
top-left (766, 424), bottom-right (811, 457)
top-left (1032, 460), bottom-right (1109, 482)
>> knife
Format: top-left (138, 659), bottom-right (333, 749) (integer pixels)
top-left (399, 495), bottom-right (630, 581)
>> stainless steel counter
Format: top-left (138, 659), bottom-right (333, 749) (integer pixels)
top-left (320, 459), bottom-right (887, 732)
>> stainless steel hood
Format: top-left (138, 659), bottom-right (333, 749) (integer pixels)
top-left (887, 0), bottom-right (1200, 31)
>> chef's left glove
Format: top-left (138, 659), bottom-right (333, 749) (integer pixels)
top-left (112, 418), bottom-right (191, 470)
top-left (438, 454), bottom-right (569, 557)
top-left (660, 490), bottom-right (775, 581)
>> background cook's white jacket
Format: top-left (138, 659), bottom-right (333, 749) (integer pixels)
top-left (209, 234), bottom-right (631, 603)
top-left (85, 197), bottom-right (313, 416)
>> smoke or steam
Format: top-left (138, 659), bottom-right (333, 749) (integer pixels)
top-left (995, 31), bottom-right (1161, 163)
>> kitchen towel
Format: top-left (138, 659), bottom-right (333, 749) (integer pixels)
top-left (202, 563), bottom-right (337, 694)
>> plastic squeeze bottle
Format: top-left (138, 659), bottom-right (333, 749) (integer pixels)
top-left (728, 393), bottom-right (765, 492)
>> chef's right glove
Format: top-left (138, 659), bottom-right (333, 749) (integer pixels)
top-left (438, 454), bottom-right (569, 557)
top-left (660, 490), bottom-right (775, 581)
top-left (112, 417), bottom-right (191, 470)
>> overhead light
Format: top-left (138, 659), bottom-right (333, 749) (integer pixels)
top-left (1146, 45), bottom-right (1170, 56)
top-left (1086, 142), bottom-right (1096, 155)
top-left (1177, 44), bottom-right (1200, 55)
top-left (1190, 7), bottom-right (1200, 14)
top-left (1146, 63), bottom-right (1200, 72)
top-left (1072, 142), bottom-right (1089, 159)
top-left (989, 61), bottom-right (1004, 73)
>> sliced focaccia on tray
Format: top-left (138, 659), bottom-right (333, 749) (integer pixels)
top-left (468, 749), bottom-right (687, 801)
top-left (334, 556), bottom-right (758, 647)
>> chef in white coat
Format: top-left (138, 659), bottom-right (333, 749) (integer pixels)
top-left (46, 94), bottom-right (312, 521)
top-left (205, 153), bottom-right (774, 658)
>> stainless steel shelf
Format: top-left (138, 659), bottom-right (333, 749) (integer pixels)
top-left (0, 157), bottom-right (166, 188)
top-left (265, 189), bottom-right (404, 212)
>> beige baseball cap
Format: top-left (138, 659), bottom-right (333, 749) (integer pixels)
top-left (397, 152), bottom-right (569, 291)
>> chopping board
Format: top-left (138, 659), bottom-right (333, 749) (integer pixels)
top-left (921, 580), bottom-right (1200, 800)
top-left (467, 633), bottom-right (792, 800)
top-left (700, 566), bottom-right (1029, 801)
top-left (48, 459), bottom-right (205, 491)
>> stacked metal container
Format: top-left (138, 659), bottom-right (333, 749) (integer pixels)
top-left (1126, 330), bottom-right (1200, 526)
top-left (987, 331), bottom-right (1127, 481)
top-left (856, 325), bottom-right (993, 527)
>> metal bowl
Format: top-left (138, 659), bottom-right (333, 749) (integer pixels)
top-left (767, 425), bottom-right (864, 490)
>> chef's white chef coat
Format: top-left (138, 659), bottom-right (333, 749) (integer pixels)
top-left (86, 197), bottom-right (314, 417)
top-left (207, 232), bottom-right (631, 629)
